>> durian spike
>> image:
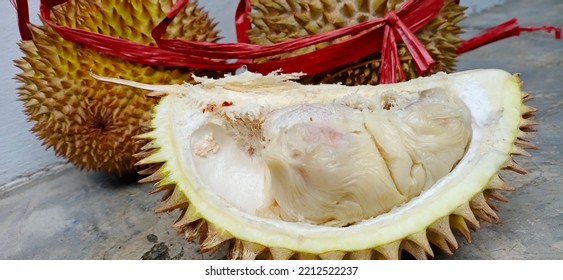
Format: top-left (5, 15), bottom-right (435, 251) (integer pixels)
top-left (511, 145), bottom-right (532, 157)
top-left (502, 158), bottom-right (528, 175)
top-left (401, 240), bottom-right (428, 260)
top-left (229, 240), bottom-right (267, 260)
top-left (155, 187), bottom-right (189, 213)
top-left (148, 183), bottom-right (174, 195)
top-left (469, 193), bottom-right (500, 223)
top-left (138, 168), bottom-right (165, 183)
top-left (519, 119), bottom-right (539, 132)
top-left (173, 203), bottom-right (203, 229)
top-left (294, 252), bottom-right (320, 260)
top-left (485, 189), bottom-right (510, 203)
top-left (428, 216), bottom-right (459, 254)
top-left (453, 203), bottom-right (480, 230)
top-left (374, 241), bottom-right (401, 260)
top-left (346, 249), bottom-right (373, 260)
top-left (184, 220), bottom-right (207, 243)
top-left (517, 130), bottom-right (535, 140)
top-left (201, 223), bottom-right (233, 253)
top-left (319, 251), bottom-right (346, 260)
top-left (137, 164), bottom-right (161, 175)
top-left (515, 139), bottom-right (539, 150)
top-left (406, 230), bottom-right (434, 257)
top-left (488, 175), bottom-right (516, 191)
top-left (521, 104), bottom-right (537, 117)
top-left (449, 215), bottom-right (472, 242)
top-left (269, 247), bottom-right (295, 260)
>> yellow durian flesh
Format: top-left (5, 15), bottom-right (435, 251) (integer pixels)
top-left (103, 69), bottom-right (534, 258)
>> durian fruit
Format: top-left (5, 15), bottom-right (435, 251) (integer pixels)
top-left (14, 0), bottom-right (221, 175)
top-left (98, 68), bottom-right (537, 259)
top-left (248, 0), bottom-right (465, 85)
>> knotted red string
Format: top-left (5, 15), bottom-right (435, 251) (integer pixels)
top-left (17, 0), bottom-right (442, 83)
top-left (379, 11), bottom-right (436, 84)
top-left (458, 18), bottom-right (562, 54)
top-left (13, 0), bottom-right (561, 84)
top-left (151, 0), bottom-right (442, 82)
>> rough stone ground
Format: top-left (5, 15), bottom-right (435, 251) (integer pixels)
top-left (0, 0), bottom-right (561, 260)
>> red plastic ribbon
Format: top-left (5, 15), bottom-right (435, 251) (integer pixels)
top-left (151, 0), bottom-right (442, 82)
top-left (14, 0), bottom-right (559, 84)
top-left (16, 0), bottom-right (442, 83)
top-left (458, 18), bottom-right (562, 54)
top-left (235, 0), bottom-right (251, 44)
top-left (10, 0), bottom-right (31, 40)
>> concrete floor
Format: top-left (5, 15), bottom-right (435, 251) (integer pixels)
top-left (1, 0), bottom-right (561, 260)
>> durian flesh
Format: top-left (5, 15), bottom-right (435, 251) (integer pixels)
top-left (102, 69), bottom-right (536, 259)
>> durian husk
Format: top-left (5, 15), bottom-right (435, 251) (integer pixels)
top-left (247, 0), bottom-right (465, 85)
top-left (14, 0), bottom-right (221, 175)
top-left (134, 71), bottom-right (538, 260)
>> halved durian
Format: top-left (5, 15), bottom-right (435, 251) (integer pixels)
top-left (98, 69), bottom-right (536, 259)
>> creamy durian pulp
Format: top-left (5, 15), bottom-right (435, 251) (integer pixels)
top-left (98, 69), bottom-right (529, 256)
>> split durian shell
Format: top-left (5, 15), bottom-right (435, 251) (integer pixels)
top-left (120, 69), bottom-right (537, 260)
top-left (14, 0), bottom-right (221, 175)
top-left (248, 0), bottom-right (466, 85)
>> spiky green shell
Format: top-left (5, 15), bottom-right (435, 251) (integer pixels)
top-left (132, 69), bottom-right (538, 259)
top-left (15, 0), bottom-right (221, 174)
top-left (248, 0), bottom-right (465, 85)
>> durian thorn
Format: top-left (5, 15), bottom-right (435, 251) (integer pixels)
top-left (487, 175), bottom-right (516, 192)
top-left (511, 145), bottom-right (532, 157)
top-left (401, 240), bottom-right (428, 260)
top-left (502, 158), bottom-right (528, 175)
top-left (428, 216), bottom-right (459, 251)
top-left (517, 130), bottom-right (536, 140)
top-left (294, 252), bottom-right (319, 260)
top-left (449, 215), bottom-right (472, 243)
top-left (173, 203), bottom-right (203, 230)
top-left (515, 139), bottom-right (539, 150)
top-left (519, 119), bottom-right (539, 132)
top-left (484, 190), bottom-right (509, 202)
top-left (200, 223), bottom-right (233, 253)
top-left (406, 230), bottom-right (434, 257)
top-left (485, 197), bottom-right (499, 212)
top-left (138, 169), bottom-right (165, 184)
top-left (133, 150), bottom-right (156, 161)
top-left (155, 187), bottom-right (189, 213)
top-left (148, 183), bottom-right (175, 195)
top-left (453, 202), bottom-right (480, 230)
top-left (427, 231), bottom-right (453, 255)
top-left (521, 92), bottom-right (534, 102)
top-left (521, 104), bottom-right (538, 116)
top-left (268, 247), bottom-right (294, 260)
top-left (184, 220), bottom-right (207, 243)
top-left (347, 249), bottom-right (373, 260)
top-left (137, 164), bottom-right (161, 175)
top-left (374, 240), bottom-right (401, 260)
top-left (243, 241), bottom-right (267, 260)
top-left (469, 193), bottom-right (500, 223)
top-left (319, 251), bottom-right (346, 260)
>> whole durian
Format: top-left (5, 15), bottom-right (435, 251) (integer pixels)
top-left (248, 0), bottom-right (465, 85)
top-left (97, 69), bottom-right (537, 259)
top-left (14, 0), bottom-right (221, 175)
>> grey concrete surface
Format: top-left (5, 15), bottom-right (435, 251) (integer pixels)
top-left (0, 0), bottom-right (561, 260)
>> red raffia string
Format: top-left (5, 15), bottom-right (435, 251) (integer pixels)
top-left (458, 18), bottom-right (562, 54)
top-left (13, 0), bottom-right (561, 84)
top-left (11, 0), bottom-right (31, 40)
top-left (152, 0), bottom-right (442, 83)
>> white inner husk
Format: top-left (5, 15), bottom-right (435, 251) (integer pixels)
top-left (115, 69), bottom-right (522, 253)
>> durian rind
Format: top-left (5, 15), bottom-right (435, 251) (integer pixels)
top-left (247, 0), bottom-right (465, 85)
top-left (136, 69), bottom-right (536, 259)
top-left (14, 0), bottom-right (221, 174)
